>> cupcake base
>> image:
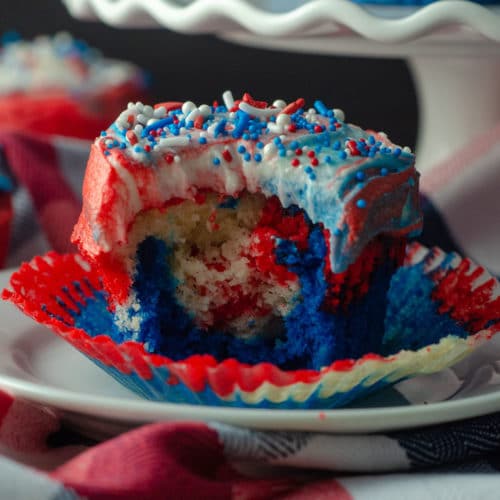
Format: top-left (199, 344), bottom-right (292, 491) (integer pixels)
top-left (3, 243), bottom-right (499, 409)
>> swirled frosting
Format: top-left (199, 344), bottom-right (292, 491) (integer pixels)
top-left (72, 92), bottom-right (422, 272)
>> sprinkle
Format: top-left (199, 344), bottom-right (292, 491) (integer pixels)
top-left (237, 145), bottom-right (246, 154)
top-left (243, 152), bottom-right (251, 161)
top-left (214, 119), bottom-right (227, 137)
top-left (198, 104), bottom-right (211, 117)
top-left (393, 147), bottom-right (402, 157)
top-left (256, 141), bottom-right (264, 149)
top-left (356, 171), bottom-right (365, 181)
top-left (222, 149), bottom-right (233, 162)
top-left (198, 137), bottom-right (207, 145)
top-left (158, 136), bottom-right (190, 148)
top-left (339, 151), bottom-right (347, 160)
top-left (166, 154), bottom-right (174, 164)
top-left (182, 101), bottom-right (196, 115)
top-left (295, 148), bottom-right (303, 156)
top-left (272, 99), bottom-right (286, 109)
top-left (126, 130), bottom-right (138, 145)
top-left (381, 167), bottom-right (389, 176)
top-left (307, 150), bottom-right (315, 158)
top-left (233, 111), bottom-right (250, 138)
top-left (239, 101), bottom-right (279, 118)
top-left (311, 157), bottom-right (319, 167)
top-left (314, 100), bottom-right (328, 116)
top-left (356, 199), bottom-right (367, 209)
top-left (213, 157), bottom-right (221, 166)
top-left (281, 97), bottom-right (305, 115)
top-left (254, 153), bottom-right (262, 162)
top-left (263, 143), bottom-right (277, 159)
top-left (222, 90), bottom-right (235, 110)
top-left (333, 108), bottom-right (345, 122)
top-left (333, 228), bottom-right (342, 236)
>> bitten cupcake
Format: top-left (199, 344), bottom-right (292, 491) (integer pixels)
top-left (4, 92), bottom-right (500, 408)
top-left (0, 32), bottom-right (146, 139)
top-left (71, 91), bottom-right (422, 370)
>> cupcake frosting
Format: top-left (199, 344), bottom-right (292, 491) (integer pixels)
top-left (72, 92), bottom-right (422, 272)
top-left (0, 32), bottom-right (142, 96)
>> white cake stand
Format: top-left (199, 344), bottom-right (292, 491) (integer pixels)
top-left (62, 0), bottom-right (500, 172)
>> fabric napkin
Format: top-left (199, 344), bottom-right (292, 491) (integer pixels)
top-left (1, 126), bottom-right (500, 499)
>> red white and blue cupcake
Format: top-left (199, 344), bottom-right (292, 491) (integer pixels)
top-left (3, 92), bottom-right (500, 408)
top-left (0, 32), bottom-right (146, 140)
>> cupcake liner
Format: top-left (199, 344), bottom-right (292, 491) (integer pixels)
top-left (3, 243), bottom-right (500, 409)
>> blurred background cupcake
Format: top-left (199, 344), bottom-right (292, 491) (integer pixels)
top-left (0, 31), bottom-right (147, 140)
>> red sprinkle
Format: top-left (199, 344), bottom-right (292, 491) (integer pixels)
top-left (166, 154), bottom-right (174, 164)
top-left (288, 124), bottom-right (297, 133)
top-left (311, 157), bottom-right (319, 167)
top-left (295, 148), bottom-right (303, 156)
top-left (282, 97), bottom-right (306, 115)
top-left (126, 130), bottom-right (138, 145)
top-left (291, 158), bottom-right (300, 167)
top-left (222, 150), bottom-right (233, 162)
top-left (314, 125), bottom-right (323, 133)
top-left (307, 150), bottom-right (315, 158)
top-left (154, 102), bottom-right (183, 112)
top-left (143, 144), bottom-right (151, 152)
top-left (242, 93), bottom-right (268, 109)
top-left (127, 114), bottom-right (135, 125)
top-left (194, 116), bottom-right (204, 129)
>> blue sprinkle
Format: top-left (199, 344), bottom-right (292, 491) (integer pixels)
top-left (333, 140), bottom-right (341, 150)
top-left (356, 171), bottom-right (365, 181)
top-left (393, 147), bottom-right (402, 157)
top-left (244, 152), bottom-right (251, 161)
top-left (144, 117), bottom-right (173, 135)
top-left (104, 151), bottom-right (110, 156)
top-left (290, 140), bottom-right (299, 149)
top-left (119, 142), bottom-right (127, 149)
top-left (339, 151), bottom-right (347, 160)
top-left (328, 125), bottom-right (336, 132)
top-left (309, 172), bottom-right (317, 181)
top-left (368, 135), bottom-right (376, 145)
top-left (304, 166), bottom-right (313, 174)
top-left (278, 149), bottom-right (286, 157)
top-left (327, 110), bottom-right (334, 118)
top-left (237, 145), bottom-right (246, 154)
top-left (256, 141), bottom-right (264, 149)
top-left (250, 133), bottom-right (259, 141)
top-left (273, 137), bottom-right (281, 145)
top-left (254, 153), bottom-right (262, 162)
top-left (134, 146), bottom-right (143, 153)
top-left (333, 227), bottom-right (342, 236)
top-left (214, 119), bottom-right (227, 137)
top-left (186, 120), bottom-right (194, 128)
top-left (198, 137), bottom-right (207, 145)
top-left (381, 167), bottom-right (389, 176)
top-left (314, 100), bottom-right (328, 116)
top-left (213, 157), bottom-right (221, 166)
top-left (356, 199), bottom-right (367, 209)
top-left (325, 155), bottom-right (332, 164)
top-left (242, 133), bottom-right (250, 140)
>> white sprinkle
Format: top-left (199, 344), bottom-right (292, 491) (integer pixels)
top-left (186, 108), bottom-right (200, 122)
top-left (174, 155), bottom-right (181, 163)
top-left (239, 102), bottom-right (280, 118)
top-left (199, 131), bottom-right (207, 138)
top-left (127, 102), bottom-right (135, 110)
top-left (143, 105), bottom-right (154, 117)
top-left (263, 142), bottom-right (277, 159)
top-left (159, 136), bottom-right (190, 148)
top-left (308, 108), bottom-right (317, 115)
top-left (136, 113), bottom-right (148, 125)
top-left (280, 134), bottom-right (287, 142)
top-left (303, 145), bottom-right (310, 152)
top-left (229, 112), bottom-right (236, 120)
top-left (182, 101), bottom-right (196, 115)
top-left (135, 102), bottom-right (144, 112)
top-left (147, 118), bottom-right (157, 126)
top-left (180, 127), bottom-right (187, 134)
top-left (198, 104), bottom-right (211, 117)
top-left (286, 150), bottom-right (293, 157)
top-left (272, 99), bottom-right (286, 109)
top-left (276, 114), bottom-right (291, 128)
top-left (134, 124), bottom-right (143, 134)
top-left (154, 106), bottom-right (167, 118)
top-left (267, 123), bottom-right (282, 134)
top-left (222, 90), bottom-right (234, 110)
top-left (403, 146), bottom-right (412, 153)
top-left (333, 108), bottom-right (345, 122)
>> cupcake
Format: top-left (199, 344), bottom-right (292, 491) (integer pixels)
top-left (5, 92), bottom-right (498, 409)
top-left (0, 32), bottom-right (146, 140)
top-left (71, 92), bottom-right (422, 371)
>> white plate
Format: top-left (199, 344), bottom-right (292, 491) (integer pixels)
top-left (61, 0), bottom-right (500, 44)
top-left (3, 268), bottom-right (500, 436)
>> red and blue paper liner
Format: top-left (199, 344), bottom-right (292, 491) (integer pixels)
top-left (2, 243), bottom-right (500, 409)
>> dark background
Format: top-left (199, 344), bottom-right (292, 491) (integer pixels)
top-left (0, 1), bottom-right (418, 148)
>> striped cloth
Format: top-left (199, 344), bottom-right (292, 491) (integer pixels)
top-left (0, 128), bottom-right (500, 499)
